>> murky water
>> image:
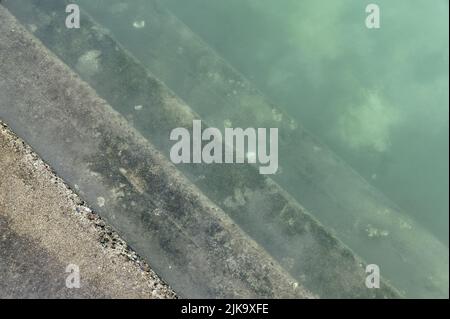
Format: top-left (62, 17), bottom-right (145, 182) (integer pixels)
top-left (162, 0), bottom-right (449, 245)
top-left (2, 0), bottom-right (448, 298)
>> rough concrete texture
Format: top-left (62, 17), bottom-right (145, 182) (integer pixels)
top-left (0, 121), bottom-right (176, 298)
top-left (0, 5), bottom-right (313, 298)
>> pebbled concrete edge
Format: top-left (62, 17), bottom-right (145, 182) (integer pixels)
top-left (0, 120), bottom-right (177, 299)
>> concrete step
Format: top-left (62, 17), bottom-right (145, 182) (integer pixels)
top-left (73, 0), bottom-right (448, 298)
top-left (0, 120), bottom-right (176, 298)
top-left (0, 4), bottom-right (312, 298)
top-left (0, 0), bottom-right (412, 298)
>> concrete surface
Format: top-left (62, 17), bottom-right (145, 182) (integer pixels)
top-left (4, 1), bottom-right (444, 299)
top-left (0, 120), bottom-right (176, 298)
top-left (1, 0), bottom-right (406, 298)
top-left (0, 5), bottom-right (312, 298)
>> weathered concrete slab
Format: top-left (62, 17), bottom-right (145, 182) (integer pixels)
top-left (0, 5), bottom-right (312, 298)
top-left (0, 0), bottom-right (405, 298)
top-left (0, 121), bottom-right (176, 298)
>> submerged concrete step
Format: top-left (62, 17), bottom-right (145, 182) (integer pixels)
top-left (0, 1), bottom-right (406, 298)
top-left (74, 0), bottom-right (448, 298)
top-left (0, 5), bottom-right (312, 298)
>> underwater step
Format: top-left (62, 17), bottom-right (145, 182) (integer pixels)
top-left (1, 0), bottom-right (406, 298)
top-left (0, 5), bottom-right (313, 298)
top-left (69, 0), bottom-right (447, 298)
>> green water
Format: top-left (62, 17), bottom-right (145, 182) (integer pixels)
top-left (163, 0), bottom-right (449, 245)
